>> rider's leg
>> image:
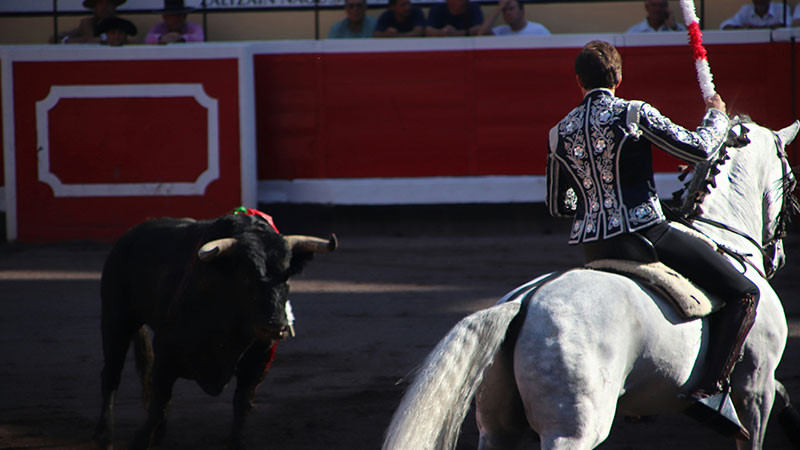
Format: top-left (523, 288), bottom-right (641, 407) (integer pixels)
top-left (638, 222), bottom-right (760, 397)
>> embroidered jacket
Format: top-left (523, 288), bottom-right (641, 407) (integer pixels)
top-left (546, 88), bottom-right (730, 244)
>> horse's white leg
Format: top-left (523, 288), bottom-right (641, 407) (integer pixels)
top-left (513, 315), bottom-right (622, 447)
top-left (730, 286), bottom-right (788, 450)
top-left (475, 345), bottom-right (528, 450)
top-left (730, 364), bottom-right (776, 450)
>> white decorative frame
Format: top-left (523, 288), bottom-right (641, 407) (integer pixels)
top-left (35, 83), bottom-right (219, 197)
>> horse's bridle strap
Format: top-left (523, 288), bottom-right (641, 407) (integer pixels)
top-left (691, 216), bottom-right (769, 260)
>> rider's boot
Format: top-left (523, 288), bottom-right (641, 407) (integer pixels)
top-left (684, 292), bottom-right (758, 441)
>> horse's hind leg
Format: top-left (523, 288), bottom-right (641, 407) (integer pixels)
top-left (476, 345), bottom-right (528, 450)
top-left (731, 368), bottom-right (777, 450)
top-left (93, 310), bottom-right (142, 450)
top-left (514, 336), bottom-right (619, 449)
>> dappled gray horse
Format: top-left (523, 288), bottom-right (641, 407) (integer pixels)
top-left (383, 119), bottom-right (799, 450)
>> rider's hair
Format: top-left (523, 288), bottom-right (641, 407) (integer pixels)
top-left (575, 40), bottom-right (622, 90)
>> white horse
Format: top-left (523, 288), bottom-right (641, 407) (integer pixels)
top-left (383, 119), bottom-right (799, 450)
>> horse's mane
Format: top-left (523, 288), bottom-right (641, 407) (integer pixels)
top-left (669, 116), bottom-right (754, 221)
top-left (669, 115), bottom-right (799, 231)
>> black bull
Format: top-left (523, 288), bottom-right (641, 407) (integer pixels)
top-left (92, 213), bottom-right (337, 450)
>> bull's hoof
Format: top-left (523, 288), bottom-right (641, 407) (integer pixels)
top-left (227, 439), bottom-right (246, 450)
top-left (92, 425), bottom-right (112, 450)
top-left (129, 431), bottom-right (153, 450)
top-left (93, 438), bottom-right (113, 450)
top-left (227, 431), bottom-right (247, 450)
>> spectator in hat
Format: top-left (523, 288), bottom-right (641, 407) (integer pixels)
top-left (145, 0), bottom-right (204, 44)
top-left (61, 0), bottom-right (125, 44)
top-left (96, 16), bottom-right (138, 46)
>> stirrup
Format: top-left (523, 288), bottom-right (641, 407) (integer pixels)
top-left (682, 390), bottom-right (751, 441)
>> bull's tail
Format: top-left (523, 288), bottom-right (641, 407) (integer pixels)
top-left (776, 380), bottom-right (800, 449)
top-left (382, 300), bottom-right (522, 450)
top-left (133, 326), bottom-right (154, 409)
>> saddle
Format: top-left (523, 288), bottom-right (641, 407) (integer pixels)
top-left (583, 224), bottom-right (723, 320)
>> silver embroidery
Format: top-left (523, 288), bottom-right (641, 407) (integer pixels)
top-left (559, 105), bottom-right (601, 238)
top-left (641, 103), bottom-right (702, 147)
top-left (588, 95), bottom-right (625, 235)
top-left (559, 105), bottom-right (585, 136)
top-left (628, 199), bottom-right (660, 226)
top-left (564, 188), bottom-right (577, 212)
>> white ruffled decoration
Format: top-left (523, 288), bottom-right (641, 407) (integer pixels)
top-left (680, 0), bottom-right (717, 99)
top-left (695, 59), bottom-right (716, 100)
top-left (679, 0), bottom-right (699, 26)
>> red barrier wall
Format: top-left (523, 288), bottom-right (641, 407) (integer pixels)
top-left (255, 40), bottom-right (796, 181)
top-left (1, 46), bottom-right (256, 242)
top-left (1, 34), bottom-right (798, 240)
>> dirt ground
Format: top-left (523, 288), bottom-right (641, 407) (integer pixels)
top-left (0, 206), bottom-right (798, 450)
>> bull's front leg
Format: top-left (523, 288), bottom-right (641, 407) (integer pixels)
top-left (229, 341), bottom-right (277, 450)
top-left (130, 356), bottom-right (177, 450)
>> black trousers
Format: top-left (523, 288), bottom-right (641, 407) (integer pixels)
top-left (637, 221), bottom-right (760, 301)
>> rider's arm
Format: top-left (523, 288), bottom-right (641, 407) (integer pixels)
top-left (634, 101), bottom-right (730, 164)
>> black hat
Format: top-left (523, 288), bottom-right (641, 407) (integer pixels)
top-left (161, 0), bottom-right (196, 14)
top-left (83, 0), bottom-right (126, 8)
top-left (95, 16), bottom-right (138, 36)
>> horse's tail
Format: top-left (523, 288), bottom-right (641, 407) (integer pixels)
top-left (382, 300), bottom-right (522, 450)
top-left (775, 380), bottom-right (800, 449)
top-left (133, 325), bottom-right (154, 409)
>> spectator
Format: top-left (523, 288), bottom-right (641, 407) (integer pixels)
top-left (793, 3), bottom-right (800, 27)
top-left (626, 0), bottom-right (685, 33)
top-left (329, 0), bottom-right (377, 38)
top-left (145, 0), bottom-right (204, 44)
top-left (61, 0), bottom-right (124, 44)
top-left (95, 16), bottom-right (137, 46)
top-left (479, 0), bottom-right (550, 36)
top-left (373, 0), bottom-right (426, 37)
top-left (720, 0), bottom-right (791, 29)
top-left (426, 0), bottom-right (484, 36)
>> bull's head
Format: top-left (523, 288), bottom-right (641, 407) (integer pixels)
top-left (196, 232), bottom-right (337, 341)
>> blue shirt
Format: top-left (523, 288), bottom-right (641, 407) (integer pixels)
top-left (328, 16), bottom-right (377, 38)
top-left (427, 2), bottom-right (483, 30)
top-left (375, 7), bottom-right (426, 33)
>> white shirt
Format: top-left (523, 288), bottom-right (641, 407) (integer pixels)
top-left (492, 21), bottom-right (550, 36)
top-left (626, 18), bottom-right (685, 33)
top-left (794, 4), bottom-right (800, 22)
top-left (720, 2), bottom-right (791, 29)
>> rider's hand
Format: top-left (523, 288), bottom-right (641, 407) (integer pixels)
top-left (705, 94), bottom-right (727, 115)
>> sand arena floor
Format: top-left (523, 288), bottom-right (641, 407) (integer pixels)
top-left (1, 208), bottom-right (798, 449)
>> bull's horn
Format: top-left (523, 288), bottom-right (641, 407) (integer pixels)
top-left (284, 234), bottom-right (337, 253)
top-left (197, 238), bottom-right (238, 261)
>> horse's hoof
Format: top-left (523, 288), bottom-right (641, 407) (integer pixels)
top-left (733, 427), bottom-right (751, 441)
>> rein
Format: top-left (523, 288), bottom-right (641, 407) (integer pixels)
top-left (690, 215), bottom-right (771, 279)
top-left (671, 130), bottom-right (797, 280)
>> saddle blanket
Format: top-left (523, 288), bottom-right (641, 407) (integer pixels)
top-left (586, 259), bottom-right (724, 320)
